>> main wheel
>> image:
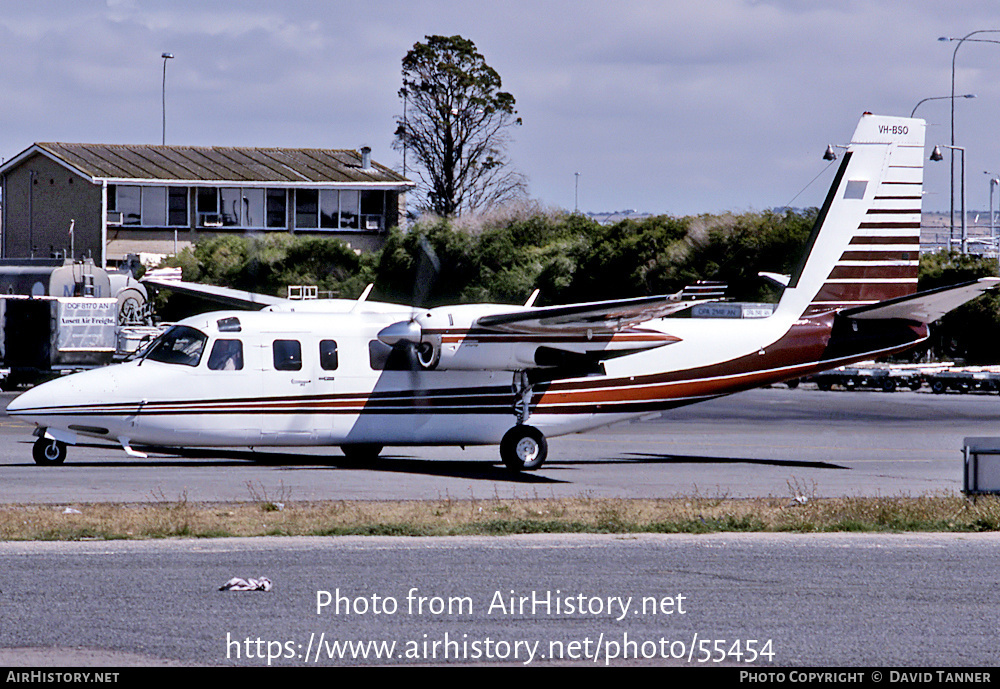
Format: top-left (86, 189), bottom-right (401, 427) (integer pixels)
top-left (32, 437), bottom-right (67, 465)
top-left (500, 425), bottom-right (548, 472)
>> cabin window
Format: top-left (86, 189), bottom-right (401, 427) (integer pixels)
top-left (208, 339), bottom-right (244, 370)
top-left (273, 339), bottom-right (302, 371)
top-left (320, 340), bottom-right (339, 370)
top-left (143, 325), bottom-right (207, 367)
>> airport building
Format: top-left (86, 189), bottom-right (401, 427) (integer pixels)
top-left (0, 142), bottom-right (413, 267)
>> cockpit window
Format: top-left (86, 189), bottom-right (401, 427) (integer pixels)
top-left (208, 339), bottom-right (244, 370)
top-left (142, 325), bottom-right (207, 367)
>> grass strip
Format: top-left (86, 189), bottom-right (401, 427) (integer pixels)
top-left (2, 492), bottom-right (1000, 541)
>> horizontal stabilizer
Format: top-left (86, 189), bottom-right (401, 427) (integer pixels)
top-left (844, 278), bottom-right (1000, 323)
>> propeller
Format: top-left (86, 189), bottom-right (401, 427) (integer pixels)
top-left (376, 234), bottom-right (443, 370)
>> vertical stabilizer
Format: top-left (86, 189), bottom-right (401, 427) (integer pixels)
top-left (780, 114), bottom-right (924, 317)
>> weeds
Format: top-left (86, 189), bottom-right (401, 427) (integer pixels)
top-left (245, 481), bottom-right (290, 512)
top-left (1, 495), bottom-right (1000, 541)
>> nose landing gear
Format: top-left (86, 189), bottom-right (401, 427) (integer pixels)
top-left (32, 437), bottom-right (67, 465)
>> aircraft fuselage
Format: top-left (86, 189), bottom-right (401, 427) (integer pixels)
top-left (6, 304), bottom-right (927, 451)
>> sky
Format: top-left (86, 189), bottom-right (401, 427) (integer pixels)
top-left (1, 0), bottom-right (998, 216)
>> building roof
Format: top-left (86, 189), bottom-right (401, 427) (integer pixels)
top-left (2, 142), bottom-right (412, 188)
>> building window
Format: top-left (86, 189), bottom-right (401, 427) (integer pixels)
top-left (243, 188), bottom-right (264, 228)
top-left (112, 185), bottom-right (188, 227)
top-left (118, 186), bottom-right (141, 225)
top-left (295, 189), bottom-right (318, 229)
top-left (220, 188), bottom-right (242, 227)
top-left (197, 188), bottom-right (221, 227)
top-left (110, 184), bottom-right (383, 231)
top-left (267, 189), bottom-right (287, 228)
top-left (360, 190), bottom-right (385, 231)
top-left (141, 187), bottom-right (166, 226)
top-left (320, 189), bottom-right (339, 229)
top-left (339, 190), bottom-right (359, 229)
top-left (294, 189), bottom-right (382, 232)
top-left (168, 188), bottom-right (188, 226)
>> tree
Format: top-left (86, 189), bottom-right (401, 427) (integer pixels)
top-left (395, 35), bottom-right (526, 217)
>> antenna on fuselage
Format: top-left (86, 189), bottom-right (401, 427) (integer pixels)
top-left (350, 283), bottom-right (375, 312)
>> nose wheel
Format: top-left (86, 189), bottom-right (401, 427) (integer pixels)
top-left (500, 425), bottom-right (547, 472)
top-left (33, 437), bottom-right (67, 465)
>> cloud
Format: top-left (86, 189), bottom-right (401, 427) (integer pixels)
top-left (1, 1), bottom-right (998, 214)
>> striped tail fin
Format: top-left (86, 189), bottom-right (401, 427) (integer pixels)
top-left (779, 113), bottom-right (924, 318)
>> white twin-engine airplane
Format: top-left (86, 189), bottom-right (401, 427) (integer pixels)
top-left (8, 113), bottom-right (998, 470)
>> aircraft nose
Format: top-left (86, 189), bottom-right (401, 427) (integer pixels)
top-left (6, 380), bottom-right (62, 417)
top-left (5, 367), bottom-right (120, 418)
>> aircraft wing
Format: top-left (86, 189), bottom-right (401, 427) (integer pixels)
top-left (475, 293), bottom-right (698, 334)
top-left (843, 278), bottom-right (1000, 323)
top-left (141, 278), bottom-right (286, 310)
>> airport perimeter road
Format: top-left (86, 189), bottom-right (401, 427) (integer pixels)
top-left (2, 533), bottom-right (999, 667)
top-left (1, 387), bottom-right (997, 502)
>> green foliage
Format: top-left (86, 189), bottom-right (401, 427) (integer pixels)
top-left (918, 251), bottom-right (1000, 363)
top-left (373, 221), bottom-right (479, 306)
top-left (169, 209), bottom-right (817, 309)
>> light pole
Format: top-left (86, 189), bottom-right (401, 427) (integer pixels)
top-left (161, 52), bottom-right (174, 145)
top-left (931, 145), bottom-right (967, 253)
top-left (910, 93), bottom-right (975, 118)
top-left (939, 31), bottom-right (1000, 246)
top-left (574, 172), bottom-right (580, 213)
top-left (987, 171), bottom-right (1000, 255)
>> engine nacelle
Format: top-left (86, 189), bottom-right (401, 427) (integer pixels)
top-left (376, 307), bottom-right (679, 372)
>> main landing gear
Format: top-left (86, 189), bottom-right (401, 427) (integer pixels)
top-left (500, 371), bottom-right (548, 472)
top-left (32, 437), bottom-right (67, 465)
top-left (500, 425), bottom-right (548, 472)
